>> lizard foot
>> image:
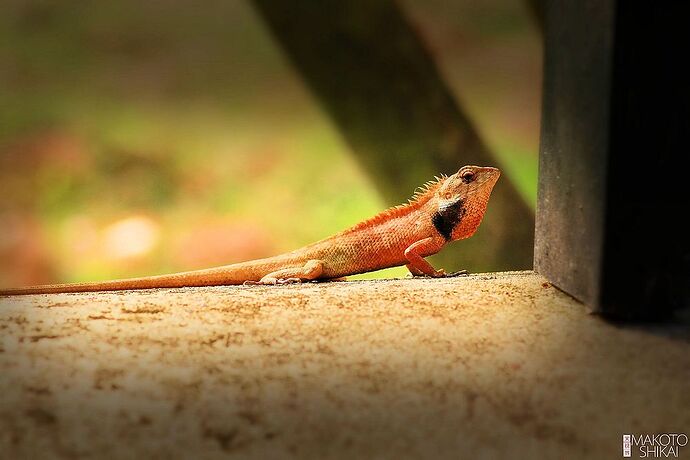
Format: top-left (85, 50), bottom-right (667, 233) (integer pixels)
top-left (409, 269), bottom-right (468, 279)
top-left (408, 271), bottom-right (441, 278)
top-left (409, 271), bottom-right (445, 278)
top-left (276, 277), bottom-right (302, 285)
top-left (408, 268), bottom-right (445, 277)
top-left (243, 277), bottom-right (302, 286)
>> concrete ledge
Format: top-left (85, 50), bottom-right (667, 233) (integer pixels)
top-left (1, 272), bottom-right (688, 459)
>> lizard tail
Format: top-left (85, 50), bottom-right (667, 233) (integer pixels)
top-left (0, 260), bottom-right (281, 295)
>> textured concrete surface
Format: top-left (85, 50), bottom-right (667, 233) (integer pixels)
top-left (1, 271), bottom-right (688, 459)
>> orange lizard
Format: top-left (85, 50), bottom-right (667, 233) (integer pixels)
top-left (0, 165), bottom-right (500, 295)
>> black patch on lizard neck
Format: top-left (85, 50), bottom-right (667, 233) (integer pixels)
top-left (432, 199), bottom-right (466, 240)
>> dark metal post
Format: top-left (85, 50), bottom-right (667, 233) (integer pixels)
top-left (536, 0), bottom-right (689, 319)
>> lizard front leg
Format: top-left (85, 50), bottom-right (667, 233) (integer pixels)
top-left (404, 237), bottom-right (446, 277)
top-left (245, 259), bottom-right (324, 285)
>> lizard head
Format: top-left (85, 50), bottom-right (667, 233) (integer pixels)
top-left (433, 165), bottom-right (501, 241)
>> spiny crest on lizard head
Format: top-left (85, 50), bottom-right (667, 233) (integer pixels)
top-left (340, 166), bottom-right (500, 235)
top-left (339, 174), bottom-right (447, 235)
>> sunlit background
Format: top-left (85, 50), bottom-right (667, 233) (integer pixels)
top-left (0, 0), bottom-right (541, 287)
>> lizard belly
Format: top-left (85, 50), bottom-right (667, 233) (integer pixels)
top-left (316, 229), bottom-right (421, 278)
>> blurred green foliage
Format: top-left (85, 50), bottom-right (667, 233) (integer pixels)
top-left (0, 0), bottom-right (540, 286)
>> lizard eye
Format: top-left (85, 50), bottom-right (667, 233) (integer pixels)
top-left (444, 192), bottom-right (453, 199)
top-left (461, 171), bottom-right (476, 183)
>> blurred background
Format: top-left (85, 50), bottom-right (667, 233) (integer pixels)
top-left (0, 0), bottom-right (541, 287)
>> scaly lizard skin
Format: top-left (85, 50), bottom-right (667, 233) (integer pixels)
top-left (0, 165), bottom-right (500, 295)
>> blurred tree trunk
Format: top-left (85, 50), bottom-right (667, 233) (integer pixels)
top-left (526, 0), bottom-right (545, 33)
top-left (252, 0), bottom-right (534, 271)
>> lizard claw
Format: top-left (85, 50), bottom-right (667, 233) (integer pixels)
top-left (410, 269), bottom-right (468, 279)
top-left (242, 280), bottom-right (263, 286)
top-left (409, 269), bottom-right (446, 278)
